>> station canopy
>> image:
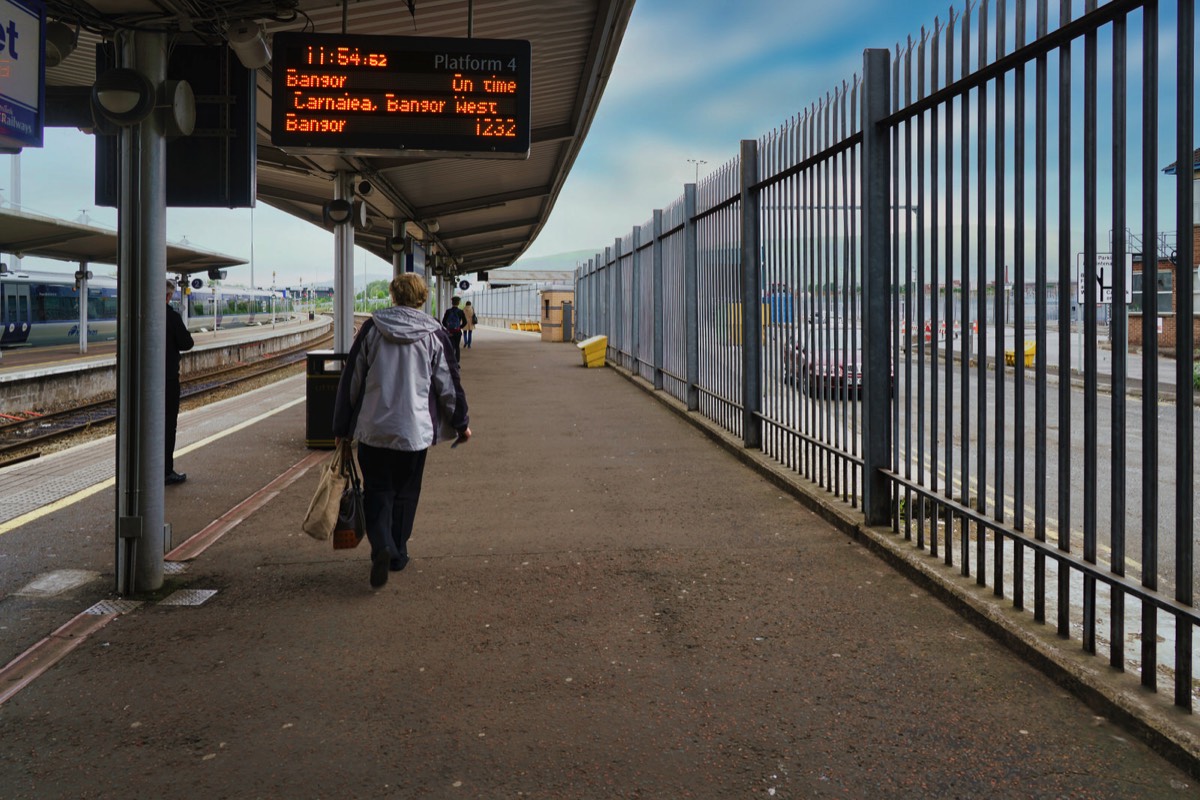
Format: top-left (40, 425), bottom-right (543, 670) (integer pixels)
top-left (0, 207), bottom-right (244, 274)
top-left (42, 0), bottom-right (637, 275)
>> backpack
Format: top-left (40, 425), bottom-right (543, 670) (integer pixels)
top-left (444, 308), bottom-right (465, 332)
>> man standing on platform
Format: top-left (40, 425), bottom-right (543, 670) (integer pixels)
top-left (441, 295), bottom-right (467, 363)
top-left (165, 279), bottom-right (194, 485)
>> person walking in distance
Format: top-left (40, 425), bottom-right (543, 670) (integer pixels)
top-left (463, 300), bottom-right (477, 349)
top-left (441, 295), bottom-right (467, 362)
top-left (165, 278), bottom-right (194, 485)
top-left (333, 274), bottom-right (472, 589)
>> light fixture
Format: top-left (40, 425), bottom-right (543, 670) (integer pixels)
top-left (424, 219), bottom-right (440, 234)
top-left (323, 198), bottom-right (353, 225)
top-left (386, 235), bottom-right (406, 254)
top-left (356, 180), bottom-right (373, 196)
top-left (351, 201), bottom-right (370, 229)
top-left (92, 68), bottom-right (155, 125)
top-left (160, 79), bottom-right (196, 138)
top-left (44, 20), bottom-right (78, 68)
top-left (227, 21), bottom-right (271, 70)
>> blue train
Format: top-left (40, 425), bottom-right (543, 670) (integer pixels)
top-left (0, 268), bottom-right (286, 348)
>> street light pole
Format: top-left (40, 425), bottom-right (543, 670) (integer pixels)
top-left (687, 158), bottom-right (707, 183)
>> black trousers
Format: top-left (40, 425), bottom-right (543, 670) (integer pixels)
top-left (356, 443), bottom-right (428, 560)
top-left (448, 330), bottom-right (462, 362)
top-left (166, 378), bottom-right (181, 475)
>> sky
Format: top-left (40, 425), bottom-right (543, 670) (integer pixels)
top-left (3, 0), bottom-right (1190, 287)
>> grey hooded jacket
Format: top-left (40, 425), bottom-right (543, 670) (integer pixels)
top-left (332, 305), bottom-right (469, 450)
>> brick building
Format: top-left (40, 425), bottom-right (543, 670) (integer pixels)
top-left (1128, 148), bottom-right (1199, 354)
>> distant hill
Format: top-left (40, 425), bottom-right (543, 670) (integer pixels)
top-left (505, 249), bottom-right (596, 273)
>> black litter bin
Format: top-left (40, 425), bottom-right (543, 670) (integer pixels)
top-left (306, 350), bottom-right (348, 449)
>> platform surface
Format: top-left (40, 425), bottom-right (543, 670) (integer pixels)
top-left (0, 325), bottom-right (1192, 798)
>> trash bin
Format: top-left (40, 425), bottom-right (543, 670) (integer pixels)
top-left (576, 335), bottom-right (607, 368)
top-left (306, 350), bottom-right (347, 448)
top-left (1004, 341), bottom-right (1036, 368)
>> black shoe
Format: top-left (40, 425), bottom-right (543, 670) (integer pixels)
top-left (389, 555), bottom-right (409, 572)
top-left (370, 550), bottom-right (389, 588)
top-left (165, 472), bottom-right (187, 485)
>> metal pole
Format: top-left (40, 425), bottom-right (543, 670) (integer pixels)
top-left (740, 138), bottom-right (761, 450)
top-left (9, 152), bottom-right (19, 270)
top-left (631, 226), bottom-right (641, 374)
top-left (683, 183), bottom-right (699, 411)
top-left (613, 237), bottom-right (623, 363)
top-left (652, 209), bottom-right (664, 391)
top-left (1173, 0), bottom-right (1195, 710)
top-left (861, 48), bottom-right (892, 527)
top-left (115, 30), bottom-right (168, 595)
top-left (77, 262), bottom-right (88, 355)
top-left (333, 171), bottom-right (354, 352)
top-left (393, 218), bottom-right (404, 277)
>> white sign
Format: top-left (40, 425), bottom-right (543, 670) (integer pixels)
top-left (0, 0), bottom-right (43, 149)
top-left (1076, 252), bottom-right (1134, 305)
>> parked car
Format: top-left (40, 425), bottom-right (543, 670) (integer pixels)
top-left (783, 327), bottom-right (891, 399)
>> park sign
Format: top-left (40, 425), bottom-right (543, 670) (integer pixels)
top-left (271, 32), bottom-right (530, 159)
top-left (0, 0), bottom-right (43, 151)
top-left (1076, 252), bottom-right (1134, 305)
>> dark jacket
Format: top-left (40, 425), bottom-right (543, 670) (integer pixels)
top-left (332, 305), bottom-right (469, 450)
top-left (167, 303), bottom-right (195, 379)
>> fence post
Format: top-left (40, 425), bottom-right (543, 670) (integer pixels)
top-left (652, 208), bottom-right (665, 391)
top-left (684, 183), bottom-right (700, 411)
top-left (740, 139), bottom-right (762, 450)
top-left (862, 47), bottom-right (893, 527)
top-left (606, 243), bottom-right (616, 360)
top-left (590, 256), bottom-right (599, 340)
top-left (615, 238), bottom-right (625, 363)
top-left (574, 266), bottom-right (582, 338)
top-left (631, 226), bottom-right (641, 374)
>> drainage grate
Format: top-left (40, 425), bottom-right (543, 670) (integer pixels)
top-left (162, 562), bottom-right (188, 575)
top-left (159, 589), bottom-right (217, 607)
top-left (84, 599), bottom-right (143, 615)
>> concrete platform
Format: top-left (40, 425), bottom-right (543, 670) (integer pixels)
top-left (0, 325), bottom-right (1193, 797)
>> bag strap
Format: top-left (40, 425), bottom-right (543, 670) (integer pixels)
top-left (340, 440), bottom-right (363, 489)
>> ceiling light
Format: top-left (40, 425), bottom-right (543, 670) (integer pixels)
top-left (44, 21), bottom-right (77, 68)
top-left (323, 199), bottom-right (354, 225)
top-left (92, 69), bottom-right (155, 125)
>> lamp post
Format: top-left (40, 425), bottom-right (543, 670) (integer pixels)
top-left (687, 158), bottom-right (707, 183)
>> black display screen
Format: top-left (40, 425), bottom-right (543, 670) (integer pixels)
top-left (271, 32), bottom-right (531, 159)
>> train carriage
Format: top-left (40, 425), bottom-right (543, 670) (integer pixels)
top-left (0, 268), bottom-right (287, 348)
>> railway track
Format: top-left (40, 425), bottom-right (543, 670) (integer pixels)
top-left (0, 334), bottom-right (333, 468)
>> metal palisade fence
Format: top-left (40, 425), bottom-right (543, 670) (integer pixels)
top-left (576, 0), bottom-right (1198, 711)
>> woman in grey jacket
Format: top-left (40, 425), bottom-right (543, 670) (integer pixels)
top-left (333, 273), bottom-right (471, 588)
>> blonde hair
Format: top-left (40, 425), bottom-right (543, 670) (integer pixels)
top-left (389, 273), bottom-right (428, 308)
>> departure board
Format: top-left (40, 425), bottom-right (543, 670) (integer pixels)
top-left (271, 32), bottom-right (531, 159)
